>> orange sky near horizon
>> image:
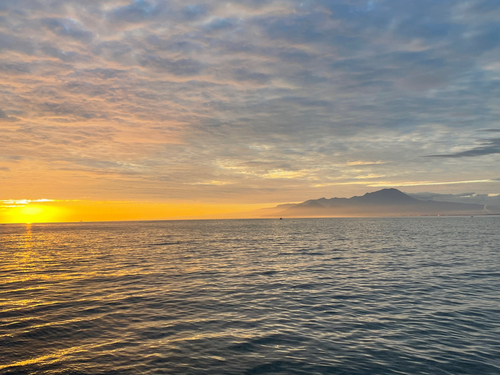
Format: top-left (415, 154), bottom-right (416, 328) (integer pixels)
top-left (0, 200), bottom-right (275, 224)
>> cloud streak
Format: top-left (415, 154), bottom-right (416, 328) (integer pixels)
top-left (426, 137), bottom-right (500, 158)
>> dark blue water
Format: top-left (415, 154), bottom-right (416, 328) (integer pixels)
top-left (1, 217), bottom-right (499, 374)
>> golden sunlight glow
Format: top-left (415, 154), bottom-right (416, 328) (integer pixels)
top-left (20, 206), bottom-right (43, 217)
top-left (263, 169), bottom-right (305, 179)
top-left (5, 205), bottom-right (63, 224)
top-left (346, 161), bottom-right (386, 166)
top-left (0, 200), bottom-right (274, 224)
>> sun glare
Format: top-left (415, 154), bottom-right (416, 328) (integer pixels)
top-left (0, 199), bottom-right (273, 224)
top-left (8, 205), bottom-right (60, 224)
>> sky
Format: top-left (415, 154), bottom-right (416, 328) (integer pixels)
top-left (1, 0), bottom-right (500, 222)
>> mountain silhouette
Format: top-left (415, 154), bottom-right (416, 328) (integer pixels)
top-left (265, 188), bottom-right (497, 217)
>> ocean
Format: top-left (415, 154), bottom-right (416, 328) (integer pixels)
top-left (1, 217), bottom-right (499, 374)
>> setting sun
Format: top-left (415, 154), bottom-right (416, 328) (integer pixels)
top-left (7, 205), bottom-right (62, 224)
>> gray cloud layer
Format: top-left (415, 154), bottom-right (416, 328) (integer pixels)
top-left (1, 0), bottom-right (499, 201)
top-left (408, 191), bottom-right (500, 206)
top-left (427, 137), bottom-right (500, 158)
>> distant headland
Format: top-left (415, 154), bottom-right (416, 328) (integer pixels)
top-left (258, 188), bottom-right (500, 218)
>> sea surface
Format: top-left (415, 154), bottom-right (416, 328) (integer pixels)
top-left (1, 217), bottom-right (499, 374)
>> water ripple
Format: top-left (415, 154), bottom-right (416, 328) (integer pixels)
top-left (1, 217), bottom-right (499, 374)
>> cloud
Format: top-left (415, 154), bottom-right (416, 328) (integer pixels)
top-left (180, 4), bottom-right (208, 21)
top-left (1, 0), bottom-right (500, 203)
top-left (41, 18), bottom-right (93, 42)
top-left (40, 45), bottom-right (83, 62)
top-left (82, 68), bottom-right (127, 80)
top-left (261, 13), bottom-right (328, 44)
top-left (0, 32), bottom-right (35, 55)
top-left (427, 137), bottom-right (500, 158)
top-left (372, 179), bottom-right (495, 187)
top-left (0, 108), bottom-right (18, 122)
top-left (106, 0), bottom-right (168, 24)
top-left (204, 18), bottom-right (238, 33)
top-left (138, 55), bottom-right (205, 76)
top-left (146, 35), bottom-right (203, 53)
top-left (278, 49), bottom-right (314, 64)
top-left (231, 68), bottom-right (271, 84)
top-left (408, 191), bottom-right (500, 206)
